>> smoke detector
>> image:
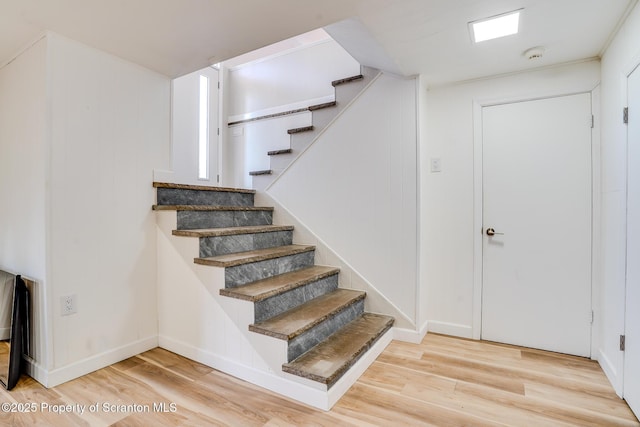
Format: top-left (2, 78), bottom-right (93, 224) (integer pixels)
top-left (524, 46), bottom-right (545, 60)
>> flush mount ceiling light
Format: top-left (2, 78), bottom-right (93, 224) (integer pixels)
top-left (469, 10), bottom-right (522, 43)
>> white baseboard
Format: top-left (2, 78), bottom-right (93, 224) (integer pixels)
top-left (598, 347), bottom-right (623, 397)
top-left (159, 335), bottom-right (332, 410)
top-left (427, 320), bottom-right (473, 339)
top-left (44, 336), bottom-right (158, 388)
top-left (159, 329), bottom-right (393, 411)
top-left (24, 357), bottom-right (49, 386)
top-left (393, 320), bottom-right (428, 344)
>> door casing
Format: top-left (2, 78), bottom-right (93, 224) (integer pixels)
top-left (623, 62), bottom-right (640, 417)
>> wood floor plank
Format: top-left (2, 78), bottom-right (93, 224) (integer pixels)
top-left (362, 361), bottom-right (572, 427)
top-left (359, 360), bottom-right (457, 394)
top-left (424, 333), bottom-right (524, 362)
top-left (123, 358), bottom-right (270, 426)
top-left (403, 381), bottom-right (573, 427)
top-left (382, 339), bottom-right (426, 360)
top-left (455, 380), bottom-right (639, 427)
top-left (0, 335), bottom-right (637, 426)
top-left (112, 408), bottom-right (227, 427)
top-left (525, 382), bottom-right (639, 422)
top-left (378, 350), bottom-right (527, 395)
top-left (54, 364), bottom-right (179, 426)
top-left (424, 333), bottom-right (607, 384)
top-left (0, 376), bottom-right (89, 426)
top-left (335, 382), bottom-right (507, 427)
top-left (416, 345), bottom-right (618, 399)
top-left (135, 347), bottom-right (214, 381)
top-left (196, 369), bottom-right (364, 427)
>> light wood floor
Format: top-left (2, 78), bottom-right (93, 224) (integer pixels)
top-left (0, 333), bottom-right (638, 426)
top-left (0, 341), bottom-right (9, 386)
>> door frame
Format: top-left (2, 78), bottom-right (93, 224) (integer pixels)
top-left (471, 90), bottom-right (600, 357)
top-left (624, 60), bottom-right (640, 412)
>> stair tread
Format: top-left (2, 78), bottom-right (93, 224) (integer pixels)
top-left (268, 148), bottom-right (292, 156)
top-left (249, 289), bottom-right (365, 340)
top-left (220, 265), bottom-right (339, 302)
top-left (308, 101), bottom-right (336, 111)
top-left (153, 205), bottom-right (273, 211)
top-left (287, 126), bottom-right (314, 134)
top-left (194, 244), bottom-right (314, 268)
top-left (153, 182), bottom-right (255, 194)
top-left (249, 170), bottom-right (272, 176)
top-left (173, 225), bottom-right (293, 238)
top-left (282, 313), bottom-right (394, 386)
top-left (331, 74), bottom-right (364, 87)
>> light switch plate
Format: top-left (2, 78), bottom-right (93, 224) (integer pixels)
top-left (430, 157), bottom-right (442, 173)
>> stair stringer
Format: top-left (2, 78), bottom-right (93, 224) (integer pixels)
top-left (255, 191), bottom-right (416, 336)
top-left (155, 209), bottom-right (391, 410)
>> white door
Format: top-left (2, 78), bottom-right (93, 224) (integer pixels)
top-left (171, 66), bottom-right (219, 185)
top-left (482, 93), bottom-right (592, 357)
top-left (624, 65), bottom-right (640, 417)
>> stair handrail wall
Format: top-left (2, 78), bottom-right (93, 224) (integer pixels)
top-left (262, 70), bottom-right (422, 338)
top-left (255, 190), bottom-right (415, 332)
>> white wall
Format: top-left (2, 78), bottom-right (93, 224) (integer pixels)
top-left (226, 39), bottom-right (359, 119)
top-left (0, 37), bottom-right (48, 288)
top-left (0, 36), bottom-right (49, 376)
top-left (268, 73), bottom-right (419, 326)
top-left (45, 33), bottom-right (170, 385)
top-left (423, 61), bottom-right (601, 338)
top-left (599, 2), bottom-right (640, 395)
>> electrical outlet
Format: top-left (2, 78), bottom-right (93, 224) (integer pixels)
top-left (61, 294), bottom-right (77, 316)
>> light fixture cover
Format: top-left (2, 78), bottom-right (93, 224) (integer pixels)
top-left (523, 46), bottom-right (545, 60)
top-left (470, 10), bottom-right (521, 43)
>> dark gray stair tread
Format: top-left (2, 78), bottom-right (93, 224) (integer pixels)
top-left (220, 265), bottom-right (339, 302)
top-left (331, 75), bottom-right (364, 87)
top-left (249, 170), bottom-right (272, 176)
top-left (194, 244), bottom-right (315, 268)
top-left (287, 126), bottom-right (314, 134)
top-left (268, 148), bottom-right (292, 156)
top-left (308, 101), bottom-right (336, 111)
top-left (282, 313), bottom-right (394, 387)
top-left (153, 205), bottom-right (273, 212)
top-left (153, 182), bottom-right (255, 194)
top-left (173, 225), bottom-right (293, 238)
top-left (249, 289), bottom-right (365, 340)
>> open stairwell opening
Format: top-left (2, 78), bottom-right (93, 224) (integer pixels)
top-left (245, 66), bottom-right (380, 191)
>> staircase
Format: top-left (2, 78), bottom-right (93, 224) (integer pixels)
top-left (153, 182), bottom-right (394, 391)
top-left (250, 66), bottom-right (379, 190)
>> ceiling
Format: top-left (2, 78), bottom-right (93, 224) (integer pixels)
top-left (347, 0), bottom-right (637, 85)
top-left (0, 0), bottom-right (636, 85)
